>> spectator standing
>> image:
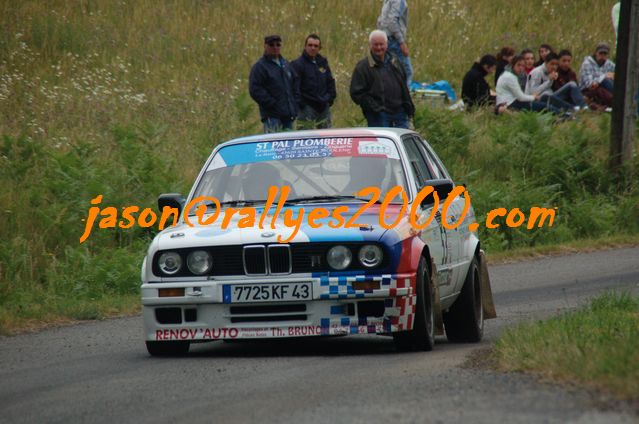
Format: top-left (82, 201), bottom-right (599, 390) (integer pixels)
top-left (495, 46), bottom-right (515, 86)
top-left (249, 35), bottom-right (300, 133)
top-left (579, 43), bottom-right (615, 108)
top-left (496, 55), bottom-right (565, 115)
top-left (377, 0), bottom-right (412, 86)
top-left (290, 34), bottom-right (337, 129)
top-left (526, 52), bottom-right (585, 110)
top-left (350, 30), bottom-right (415, 128)
top-left (534, 43), bottom-right (554, 67)
top-left (461, 54), bottom-right (497, 108)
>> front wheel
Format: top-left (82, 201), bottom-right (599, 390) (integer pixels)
top-left (443, 257), bottom-right (483, 342)
top-left (146, 340), bottom-right (190, 357)
top-left (393, 256), bottom-right (435, 352)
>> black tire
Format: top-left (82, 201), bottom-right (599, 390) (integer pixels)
top-left (393, 256), bottom-right (435, 352)
top-left (146, 340), bottom-right (190, 357)
top-left (443, 257), bottom-right (483, 343)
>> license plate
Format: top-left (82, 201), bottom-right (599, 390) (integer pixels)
top-left (223, 282), bottom-right (313, 303)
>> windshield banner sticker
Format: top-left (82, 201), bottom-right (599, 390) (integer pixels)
top-left (209, 137), bottom-right (399, 170)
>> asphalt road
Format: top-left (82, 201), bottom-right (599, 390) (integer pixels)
top-left (1, 247), bottom-right (638, 424)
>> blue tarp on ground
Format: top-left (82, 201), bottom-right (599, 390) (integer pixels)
top-left (409, 80), bottom-right (457, 102)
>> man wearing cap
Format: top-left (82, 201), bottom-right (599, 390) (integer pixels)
top-left (249, 35), bottom-right (300, 133)
top-left (290, 34), bottom-right (336, 129)
top-left (350, 30), bottom-right (414, 128)
top-left (579, 43), bottom-right (615, 108)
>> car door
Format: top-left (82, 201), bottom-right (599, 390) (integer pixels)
top-left (414, 136), bottom-right (468, 294)
top-left (401, 135), bottom-right (455, 298)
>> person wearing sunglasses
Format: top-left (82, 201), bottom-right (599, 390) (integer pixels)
top-left (249, 35), bottom-right (301, 133)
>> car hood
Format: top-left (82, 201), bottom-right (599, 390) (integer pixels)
top-left (155, 203), bottom-right (410, 250)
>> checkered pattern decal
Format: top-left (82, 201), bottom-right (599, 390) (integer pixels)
top-left (317, 274), bottom-right (416, 334)
top-left (317, 274), bottom-right (410, 299)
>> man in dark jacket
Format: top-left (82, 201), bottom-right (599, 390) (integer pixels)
top-left (290, 34), bottom-right (336, 129)
top-left (249, 35), bottom-right (300, 133)
top-left (461, 55), bottom-right (497, 109)
top-left (350, 30), bottom-right (415, 128)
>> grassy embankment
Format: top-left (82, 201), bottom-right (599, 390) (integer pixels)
top-left (1, 0), bottom-right (638, 333)
top-left (494, 292), bottom-right (639, 400)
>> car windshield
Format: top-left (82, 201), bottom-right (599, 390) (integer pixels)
top-left (191, 136), bottom-right (408, 205)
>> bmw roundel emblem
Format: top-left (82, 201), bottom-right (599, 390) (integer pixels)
top-left (261, 232), bottom-right (275, 238)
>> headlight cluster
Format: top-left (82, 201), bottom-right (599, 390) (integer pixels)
top-left (327, 244), bottom-right (383, 270)
top-left (157, 250), bottom-right (212, 276)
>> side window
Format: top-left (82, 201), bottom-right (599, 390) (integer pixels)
top-left (414, 136), bottom-right (451, 180)
top-left (402, 136), bottom-right (433, 186)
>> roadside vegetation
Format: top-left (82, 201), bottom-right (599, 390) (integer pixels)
top-left (1, 0), bottom-right (637, 333)
top-left (494, 292), bottom-right (639, 400)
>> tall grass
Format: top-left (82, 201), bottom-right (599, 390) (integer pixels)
top-left (0, 0), bottom-right (636, 333)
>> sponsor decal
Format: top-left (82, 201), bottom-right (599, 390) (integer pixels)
top-left (152, 324), bottom-right (389, 340)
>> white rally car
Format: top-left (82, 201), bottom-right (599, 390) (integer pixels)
top-left (141, 128), bottom-right (495, 356)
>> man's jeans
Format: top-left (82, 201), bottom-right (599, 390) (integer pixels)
top-left (554, 82), bottom-right (587, 108)
top-left (297, 104), bottom-right (332, 129)
top-left (364, 110), bottom-right (409, 128)
top-left (263, 117), bottom-right (294, 133)
top-left (388, 37), bottom-right (413, 86)
top-left (539, 94), bottom-right (574, 111)
top-left (510, 100), bottom-right (563, 115)
top-left (600, 78), bottom-right (614, 93)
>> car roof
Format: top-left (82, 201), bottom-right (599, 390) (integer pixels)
top-left (215, 127), bottom-right (416, 148)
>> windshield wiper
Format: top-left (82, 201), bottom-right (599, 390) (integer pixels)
top-left (287, 195), bottom-right (382, 204)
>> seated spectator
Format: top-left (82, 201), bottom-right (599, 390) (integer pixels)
top-left (552, 50), bottom-right (588, 110)
top-left (525, 52), bottom-right (576, 111)
top-left (579, 43), bottom-right (615, 108)
top-left (461, 54), bottom-right (497, 108)
top-left (494, 46), bottom-right (515, 86)
top-left (534, 43), bottom-right (554, 67)
top-left (496, 55), bottom-right (566, 115)
top-left (521, 49), bottom-right (536, 74)
top-left (518, 48), bottom-right (535, 90)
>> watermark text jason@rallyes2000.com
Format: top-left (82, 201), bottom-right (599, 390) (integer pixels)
top-left (79, 185), bottom-right (557, 243)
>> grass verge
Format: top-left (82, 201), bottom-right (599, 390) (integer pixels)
top-left (0, 294), bottom-right (139, 336)
top-left (493, 291), bottom-right (639, 400)
top-left (487, 234), bottom-right (639, 264)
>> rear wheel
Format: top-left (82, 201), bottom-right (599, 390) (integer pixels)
top-left (393, 256), bottom-right (435, 351)
top-left (443, 257), bottom-right (483, 342)
top-left (146, 340), bottom-right (190, 357)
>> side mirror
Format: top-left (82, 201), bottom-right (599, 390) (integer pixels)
top-left (158, 193), bottom-right (185, 216)
top-left (420, 179), bottom-right (454, 206)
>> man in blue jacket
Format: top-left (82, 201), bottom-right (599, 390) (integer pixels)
top-left (290, 34), bottom-right (337, 129)
top-left (249, 35), bottom-right (300, 133)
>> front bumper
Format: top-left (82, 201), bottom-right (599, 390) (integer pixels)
top-left (142, 273), bottom-right (417, 341)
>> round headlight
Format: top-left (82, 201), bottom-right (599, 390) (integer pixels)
top-left (327, 245), bottom-right (352, 270)
top-left (158, 252), bottom-right (182, 275)
top-left (187, 250), bottom-right (213, 275)
top-left (359, 245), bottom-right (383, 268)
